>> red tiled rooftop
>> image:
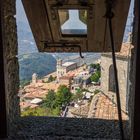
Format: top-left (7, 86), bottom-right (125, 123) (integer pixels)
top-left (20, 101), bottom-right (39, 109)
top-left (59, 76), bottom-right (72, 80)
top-left (91, 93), bottom-right (128, 120)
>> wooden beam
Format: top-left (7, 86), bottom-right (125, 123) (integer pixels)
top-left (133, 0), bottom-right (140, 139)
top-left (22, 0), bottom-right (130, 52)
top-left (0, 1), bottom-right (7, 138)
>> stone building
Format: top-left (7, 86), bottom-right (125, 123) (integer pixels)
top-left (71, 74), bottom-right (91, 93)
top-left (59, 76), bottom-right (72, 87)
top-left (57, 59), bottom-right (77, 80)
top-left (101, 42), bottom-right (132, 112)
top-left (32, 73), bottom-right (37, 84)
top-left (0, 0), bottom-right (140, 139)
top-left (71, 76), bottom-right (83, 93)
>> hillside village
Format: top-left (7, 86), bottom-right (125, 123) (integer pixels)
top-left (19, 58), bottom-right (101, 116)
top-left (18, 33), bottom-right (133, 120)
top-left (0, 0), bottom-right (137, 139)
top-left (19, 41), bottom-right (131, 120)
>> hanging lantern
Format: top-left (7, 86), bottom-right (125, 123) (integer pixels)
top-left (22, 0), bottom-right (130, 53)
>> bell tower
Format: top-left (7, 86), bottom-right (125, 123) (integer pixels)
top-left (57, 59), bottom-right (62, 81)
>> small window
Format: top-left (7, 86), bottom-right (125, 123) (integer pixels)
top-left (58, 9), bottom-right (87, 35)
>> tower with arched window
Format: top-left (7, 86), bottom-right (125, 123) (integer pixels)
top-left (101, 41), bottom-right (132, 113)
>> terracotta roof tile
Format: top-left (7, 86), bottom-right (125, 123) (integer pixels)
top-left (89, 93), bottom-right (128, 120)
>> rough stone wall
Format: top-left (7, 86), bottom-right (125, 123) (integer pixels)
top-left (101, 55), bottom-right (129, 112)
top-left (128, 48), bottom-right (135, 140)
top-left (1, 0), bottom-right (20, 135)
top-left (128, 0), bottom-right (138, 139)
top-left (10, 117), bottom-right (129, 139)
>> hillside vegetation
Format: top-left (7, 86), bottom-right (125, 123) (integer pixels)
top-left (19, 53), bottom-right (56, 86)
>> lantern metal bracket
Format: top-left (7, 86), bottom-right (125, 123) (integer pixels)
top-left (22, 0), bottom-right (131, 52)
top-left (42, 41), bottom-right (84, 58)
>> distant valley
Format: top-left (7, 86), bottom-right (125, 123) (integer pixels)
top-left (19, 53), bottom-right (57, 85)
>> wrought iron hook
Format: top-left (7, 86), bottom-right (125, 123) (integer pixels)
top-left (42, 41), bottom-right (84, 59)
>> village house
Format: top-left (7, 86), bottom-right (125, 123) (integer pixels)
top-left (57, 59), bottom-right (77, 80)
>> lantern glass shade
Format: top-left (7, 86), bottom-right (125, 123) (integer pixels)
top-left (58, 9), bottom-right (87, 35)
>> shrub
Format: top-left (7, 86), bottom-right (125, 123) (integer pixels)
top-left (90, 71), bottom-right (101, 82)
top-left (94, 89), bottom-right (100, 94)
top-left (21, 107), bottom-right (47, 116)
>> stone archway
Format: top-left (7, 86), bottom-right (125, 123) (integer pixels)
top-left (108, 64), bottom-right (115, 92)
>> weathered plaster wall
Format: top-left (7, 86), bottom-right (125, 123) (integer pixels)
top-left (1, 0), bottom-right (20, 135)
top-left (101, 54), bottom-right (129, 112)
top-left (128, 48), bottom-right (135, 140)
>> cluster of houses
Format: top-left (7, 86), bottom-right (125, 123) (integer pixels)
top-left (57, 59), bottom-right (99, 93)
top-left (19, 37), bottom-right (132, 119)
top-left (19, 59), bottom-right (99, 112)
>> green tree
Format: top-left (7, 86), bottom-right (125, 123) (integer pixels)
top-left (90, 71), bottom-right (101, 82)
top-left (76, 88), bottom-right (82, 94)
top-left (90, 63), bottom-right (97, 69)
top-left (55, 85), bottom-right (72, 106)
top-left (90, 63), bottom-right (101, 71)
top-left (72, 90), bottom-right (83, 101)
top-left (21, 107), bottom-right (47, 116)
top-left (74, 88), bottom-right (83, 100)
top-left (94, 89), bottom-right (100, 94)
top-left (47, 75), bottom-right (56, 83)
top-left (43, 90), bottom-right (56, 109)
top-left (95, 63), bottom-right (101, 71)
top-left (52, 107), bottom-right (60, 116)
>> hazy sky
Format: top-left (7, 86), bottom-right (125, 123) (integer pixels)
top-left (16, 0), bottom-right (28, 23)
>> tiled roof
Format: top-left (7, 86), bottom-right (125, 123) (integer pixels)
top-left (62, 62), bottom-right (76, 67)
top-left (22, 81), bottom-right (70, 99)
top-left (88, 93), bottom-right (128, 120)
top-left (20, 102), bottom-right (39, 109)
top-left (70, 103), bottom-right (90, 117)
top-left (68, 92), bottom-right (128, 120)
top-left (59, 76), bottom-right (72, 80)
